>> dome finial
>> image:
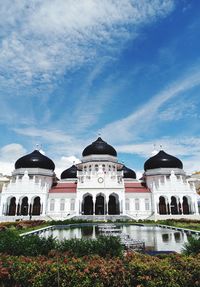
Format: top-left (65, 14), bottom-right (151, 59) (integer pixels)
top-left (151, 144), bottom-right (158, 156)
top-left (160, 144), bottom-right (163, 150)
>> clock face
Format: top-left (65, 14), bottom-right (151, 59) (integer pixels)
top-left (98, 177), bottom-right (104, 183)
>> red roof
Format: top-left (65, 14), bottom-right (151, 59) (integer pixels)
top-left (49, 182), bottom-right (77, 193)
top-left (125, 182), bottom-right (150, 193)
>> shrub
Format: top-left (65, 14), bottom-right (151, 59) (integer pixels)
top-left (182, 236), bottom-right (200, 256)
top-left (58, 236), bottom-right (123, 258)
top-left (0, 230), bottom-right (56, 256)
top-left (0, 253), bottom-right (200, 287)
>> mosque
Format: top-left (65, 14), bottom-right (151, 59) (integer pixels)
top-left (0, 137), bottom-right (199, 221)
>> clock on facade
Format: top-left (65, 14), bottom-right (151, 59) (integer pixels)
top-left (98, 177), bottom-right (104, 183)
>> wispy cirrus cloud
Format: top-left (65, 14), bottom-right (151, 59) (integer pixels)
top-left (116, 136), bottom-right (200, 174)
top-left (13, 127), bottom-right (73, 144)
top-left (0, 0), bottom-right (175, 88)
top-left (101, 68), bottom-right (200, 143)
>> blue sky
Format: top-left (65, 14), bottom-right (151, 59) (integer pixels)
top-left (1, 0), bottom-right (200, 177)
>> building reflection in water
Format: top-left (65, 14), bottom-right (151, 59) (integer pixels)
top-left (39, 224), bottom-right (199, 253)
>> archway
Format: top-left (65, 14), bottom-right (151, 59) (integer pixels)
top-left (95, 195), bottom-right (105, 215)
top-left (21, 197), bottom-right (28, 216)
top-left (170, 196), bottom-right (178, 215)
top-left (182, 196), bottom-right (190, 214)
top-left (8, 197), bottom-right (16, 216)
top-left (108, 194), bottom-right (120, 215)
top-left (32, 197), bottom-right (41, 215)
top-left (82, 195), bottom-right (93, 215)
top-left (158, 196), bottom-right (167, 215)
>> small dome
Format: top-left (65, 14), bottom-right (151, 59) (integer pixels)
top-left (82, 137), bottom-right (117, 157)
top-left (61, 165), bottom-right (77, 179)
top-left (144, 150), bottom-right (183, 171)
top-left (15, 150), bottom-right (55, 170)
top-left (122, 165), bottom-right (136, 179)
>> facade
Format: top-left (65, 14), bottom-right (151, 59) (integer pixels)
top-left (0, 137), bottom-right (199, 221)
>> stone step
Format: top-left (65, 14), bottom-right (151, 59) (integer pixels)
top-left (73, 215), bottom-right (132, 221)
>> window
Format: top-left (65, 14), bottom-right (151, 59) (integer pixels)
top-left (50, 199), bottom-right (55, 211)
top-left (145, 199), bottom-right (150, 211)
top-left (60, 199), bottom-right (65, 211)
top-left (95, 165), bottom-right (99, 172)
top-left (135, 199), bottom-right (140, 211)
top-left (70, 199), bottom-right (75, 211)
top-left (125, 199), bottom-right (130, 211)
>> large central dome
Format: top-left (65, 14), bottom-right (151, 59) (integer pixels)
top-left (144, 150), bottom-right (183, 171)
top-left (15, 150), bottom-right (55, 170)
top-left (82, 137), bottom-right (117, 157)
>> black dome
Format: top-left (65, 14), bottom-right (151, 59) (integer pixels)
top-left (122, 165), bottom-right (136, 179)
top-left (82, 137), bottom-right (117, 157)
top-left (144, 150), bottom-right (183, 171)
top-left (61, 165), bottom-right (77, 179)
top-left (15, 150), bottom-right (55, 170)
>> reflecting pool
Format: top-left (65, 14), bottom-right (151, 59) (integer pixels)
top-left (39, 224), bottom-right (193, 253)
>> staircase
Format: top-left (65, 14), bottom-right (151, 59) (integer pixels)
top-left (72, 215), bottom-right (132, 221)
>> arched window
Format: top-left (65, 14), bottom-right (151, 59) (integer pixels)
top-left (70, 199), bottom-right (75, 211)
top-left (170, 196), bottom-right (178, 215)
top-left (145, 199), bottom-right (150, 211)
top-left (125, 199), bottom-right (130, 211)
top-left (135, 199), bottom-right (140, 211)
top-left (159, 197), bottom-right (167, 214)
top-left (32, 197), bottom-right (41, 215)
top-left (82, 195), bottom-right (93, 215)
top-left (60, 199), bottom-right (65, 211)
top-left (182, 196), bottom-right (190, 214)
top-left (8, 197), bottom-right (16, 216)
top-left (95, 165), bottom-right (98, 172)
top-left (50, 199), bottom-right (55, 211)
top-left (108, 194), bottom-right (120, 215)
top-left (21, 197), bottom-right (28, 215)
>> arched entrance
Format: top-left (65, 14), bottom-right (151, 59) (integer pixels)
top-left (182, 196), bottom-right (190, 214)
top-left (82, 195), bottom-right (93, 215)
top-left (158, 196), bottom-right (167, 214)
top-left (95, 195), bottom-right (105, 215)
top-left (8, 197), bottom-right (16, 216)
top-left (170, 196), bottom-right (178, 215)
top-left (32, 197), bottom-right (41, 215)
top-left (21, 197), bottom-right (28, 215)
top-left (108, 194), bottom-right (120, 215)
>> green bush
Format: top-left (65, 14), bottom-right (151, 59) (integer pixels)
top-left (0, 230), bottom-right (123, 258)
top-left (182, 236), bottom-right (200, 256)
top-left (0, 253), bottom-right (200, 287)
top-left (0, 230), bottom-right (56, 256)
top-left (58, 236), bottom-right (123, 258)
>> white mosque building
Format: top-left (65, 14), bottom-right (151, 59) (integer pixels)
top-left (0, 137), bottom-right (199, 221)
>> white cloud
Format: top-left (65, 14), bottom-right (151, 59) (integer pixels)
top-left (0, 0), bottom-right (174, 86)
top-left (13, 127), bottom-right (74, 143)
top-left (55, 155), bottom-right (81, 178)
top-left (101, 69), bottom-right (200, 143)
top-left (0, 143), bottom-right (27, 175)
top-left (159, 99), bottom-right (198, 121)
top-left (117, 136), bottom-right (200, 174)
